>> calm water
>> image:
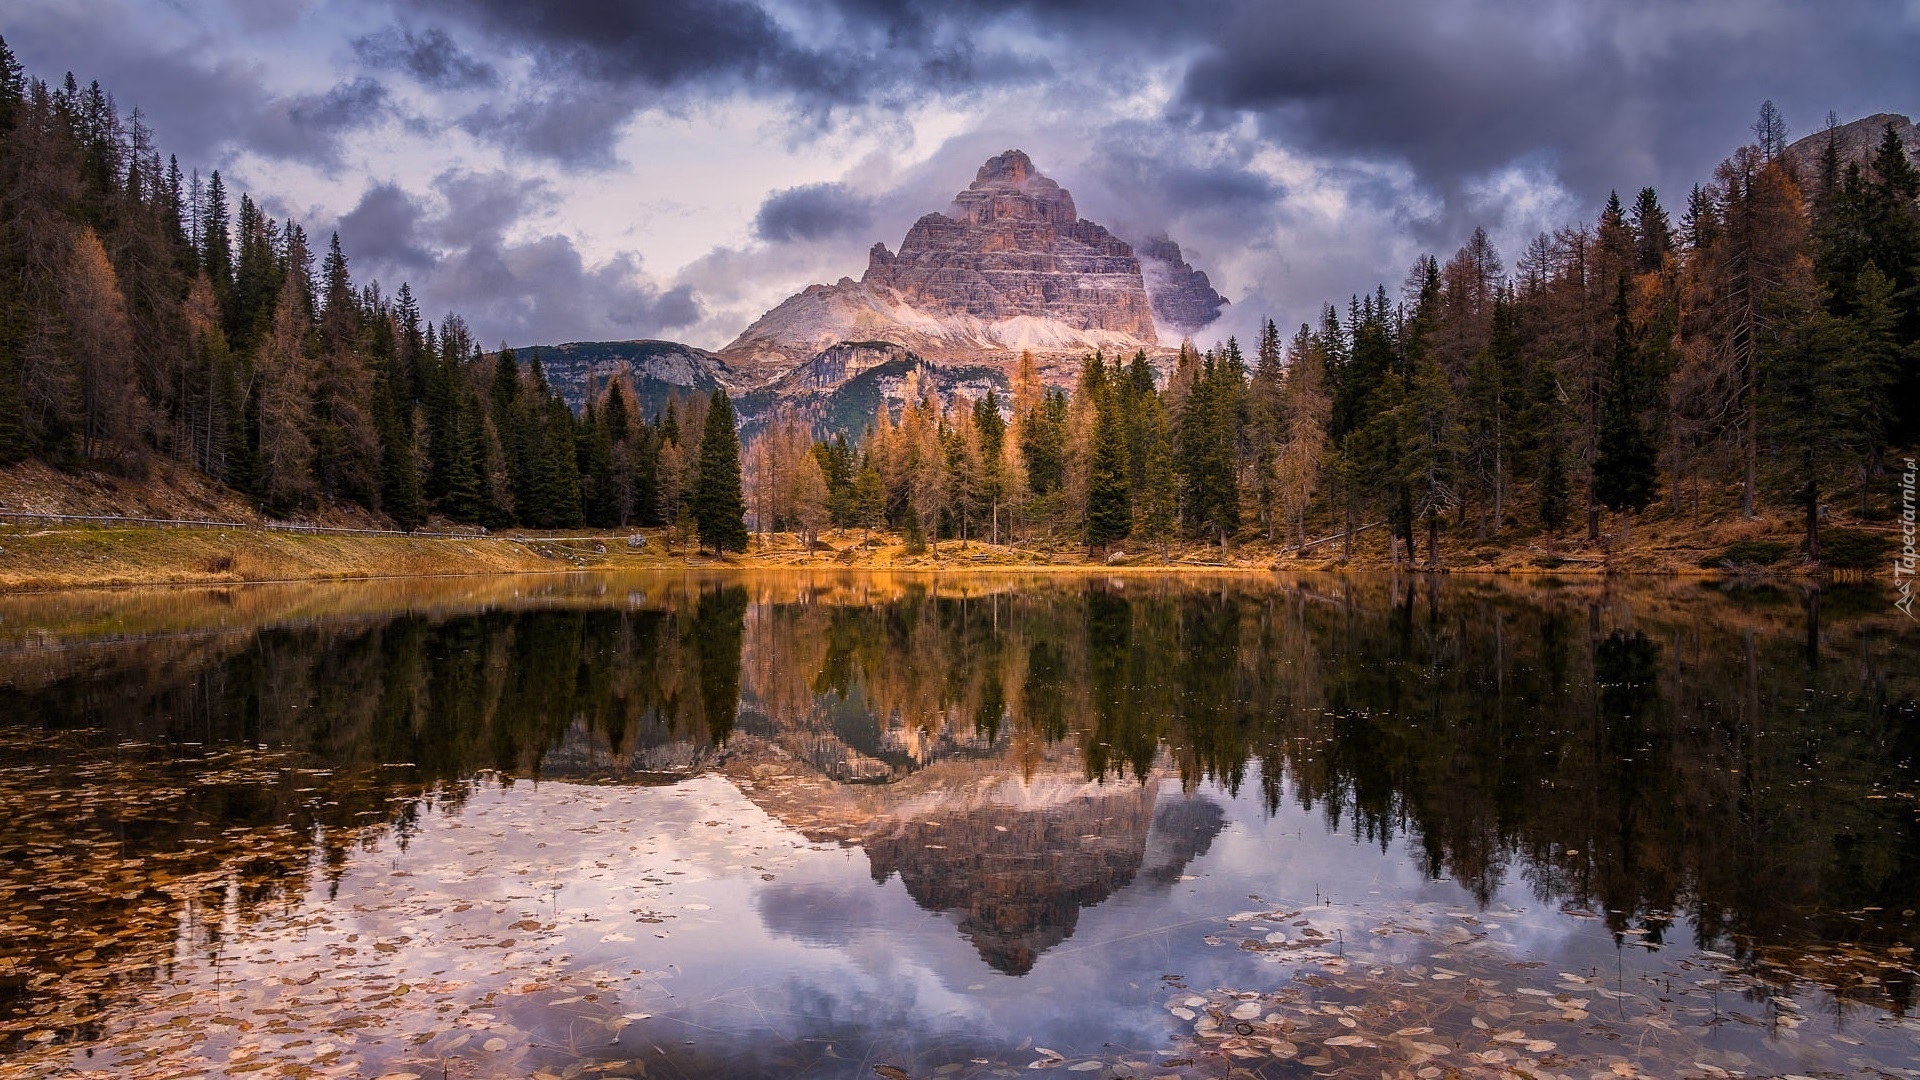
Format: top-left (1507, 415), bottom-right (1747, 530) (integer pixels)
top-left (0, 572), bottom-right (1916, 1080)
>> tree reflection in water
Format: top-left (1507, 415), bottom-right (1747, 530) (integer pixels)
top-left (0, 571), bottom-right (1916, 1056)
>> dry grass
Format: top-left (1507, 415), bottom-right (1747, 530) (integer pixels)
top-left (3, 453), bottom-right (1897, 590)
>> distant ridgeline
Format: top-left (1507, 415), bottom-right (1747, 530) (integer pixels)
top-left (0, 36), bottom-right (1915, 559)
top-left (522, 338), bottom-right (1010, 445)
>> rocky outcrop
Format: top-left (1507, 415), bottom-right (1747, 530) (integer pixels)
top-left (517, 339), bottom-right (736, 417)
top-left (1783, 113), bottom-right (1920, 181)
top-left (1136, 235), bottom-right (1228, 335)
top-left (718, 150), bottom-right (1226, 385)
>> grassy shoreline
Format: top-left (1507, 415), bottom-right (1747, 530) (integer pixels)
top-left (0, 515), bottom-right (1885, 592)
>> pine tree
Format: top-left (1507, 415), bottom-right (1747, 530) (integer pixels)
top-left (1761, 283), bottom-right (1872, 562)
top-left (972, 390), bottom-right (1007, 543)
top-left (692, 388), bottom-right (748, 553)
top-left (1085, 379), bottom-right (1131, 553)
top-left (1180, 347), bottom-right (1244, 548)
top-left (0, 349), bottom-right (28, 465)
top-left (0, 36), bottom-right (23, 135)
top-left (201, 170), bottom-right (232, 303)
top-left (1249, 321), bottom-right (1285, 539)
top-left (540, 394), bottom-right (583, 527)
top-left (583, 399), bottom-right (617, 527)
top-left (442, 391), bottom-right (484, 523)
top-left (1134, 390), bottom-right (1177, 563)
top-left (1539, 440), bottom-right (1569, 550)
top-left (1631, 187), bottom-right (1672, 274)
top-left (1591, 277), bottom-right (1659, 538)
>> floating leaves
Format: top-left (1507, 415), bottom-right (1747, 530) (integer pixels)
top-left (1156, 903), bottom-right (1920, 1080)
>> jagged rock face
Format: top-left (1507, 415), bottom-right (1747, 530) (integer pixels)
top-left (1136, 236), bottom-right (1228, 335)
top-left (864, 150), bottom-right (1157, 339)
top-left (719, 150), bottom-right (1224, 385)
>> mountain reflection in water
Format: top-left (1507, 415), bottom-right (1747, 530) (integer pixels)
top-left (0, 571), bottom-right (1915, 1077)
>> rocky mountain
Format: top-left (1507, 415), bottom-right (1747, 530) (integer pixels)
top-left (716, 149), bottom-right (1226, 386)
top-left (520, 150), bottom-right (1227, 434)
top-left (1137, 235), bottom-right (1229, 332)
top-left (1783, 113), bottom-right (1920, 179)
top-left (733, 342), bottom-right (1006, 442)
top-left (512, 339), bottom-right (735, 419)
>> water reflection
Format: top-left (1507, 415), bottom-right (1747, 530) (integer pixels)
top-left (0, 572), bottom-right (1916, 1074)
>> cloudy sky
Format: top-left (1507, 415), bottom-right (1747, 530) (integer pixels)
top-left (8, 0), bottom-right (1917, 352)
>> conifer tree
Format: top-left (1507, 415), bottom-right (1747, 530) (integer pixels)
top-left (1134, 390), bottom-right (1177, 563)
top-left (1085, 377), bottom-right (1131, 553)
top-left (1181, 346), bottom-right (1244, 548)
top-left (201, 170), bottom-right (232, 301)
top-left (972, 390), bottom-right (1007, 543)
top-left (582, 399), bottom-right (618, 527)
top-left (1592, 278), bottom-right (1658, 540)
top-left (1539, 440), bottom-right (1568, 549)
top-left (0, 36), bottom-right (23, 135)
top-left (1761, 281), bottom-right (1875, 561)
top-left (692, 388), bottom-right (748, 553)
top-left (441, 392), bottom-right (484, 523)
top-left (1631, 187), bottom-right (1672, 274)
top-left (0, 350), bottom-right (28, 465)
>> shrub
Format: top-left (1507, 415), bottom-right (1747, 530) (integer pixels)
top-left (1701, 539), bottom-right (1790, 569)
top-left (1813, 527), bottom-right (1889, 569)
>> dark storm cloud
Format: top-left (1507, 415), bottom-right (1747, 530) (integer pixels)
top-left (285, 77), bottom-right (389, 136)
top-left (1173, 0), bottom-right (1920, 210)
top-left (455, 87), bottom-right (644, 167)
top-left (323, 170), bottom-right (703, 346)
top-left (240, 77), bottom-right (391, 167)
top-left (1086, 137), bottom-right (1283, 221)
top-left (434, 237), bottom-right (701, 344)
top-left (351, 26), bottom-right (495, 89)
top-left (5, 8), bottom-right (388, 169)
top-left (335, 182), bottom-right (434, 271)
top-left (427, 169), bottom-right (554, 244)
top-left (417, 0), bottom-right (1060, 161)
top-left (754, 182), bottom-right (877, 243)
top-left (421, 0), bottom-right (844, 98)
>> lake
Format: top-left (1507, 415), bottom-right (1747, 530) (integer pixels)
top-left (0, 572), bottom-right (1916, 1080)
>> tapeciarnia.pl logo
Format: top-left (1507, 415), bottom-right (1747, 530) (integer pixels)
top-left (1899, 457), bottom-right (1916, 620)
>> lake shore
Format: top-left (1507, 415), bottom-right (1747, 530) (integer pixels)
top-left (0, 512), bottom-right (1873, 591)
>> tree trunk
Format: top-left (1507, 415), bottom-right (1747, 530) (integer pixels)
top-left (1804, 477), bottom-right (1820, 564)
top-left (1742, 379), bottom-right (1758, 520)
top-left (1670, 423), bottom-right (1682, 513)
top-left (1493, 445), bottom-right (1504, 533)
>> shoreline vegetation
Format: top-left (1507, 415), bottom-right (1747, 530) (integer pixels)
top-left (0, 513), bottom-right (1896, 593)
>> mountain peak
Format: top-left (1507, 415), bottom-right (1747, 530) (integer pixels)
top-left (719, 149), bottom-right (1226, 385)
top-left (975, 148), bottom-right (1037, 184)
top-left (953, 148), bottom-right (1077, 226)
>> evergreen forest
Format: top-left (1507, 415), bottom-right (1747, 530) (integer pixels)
top-left (3, 41), bottom-right (1914, 565)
